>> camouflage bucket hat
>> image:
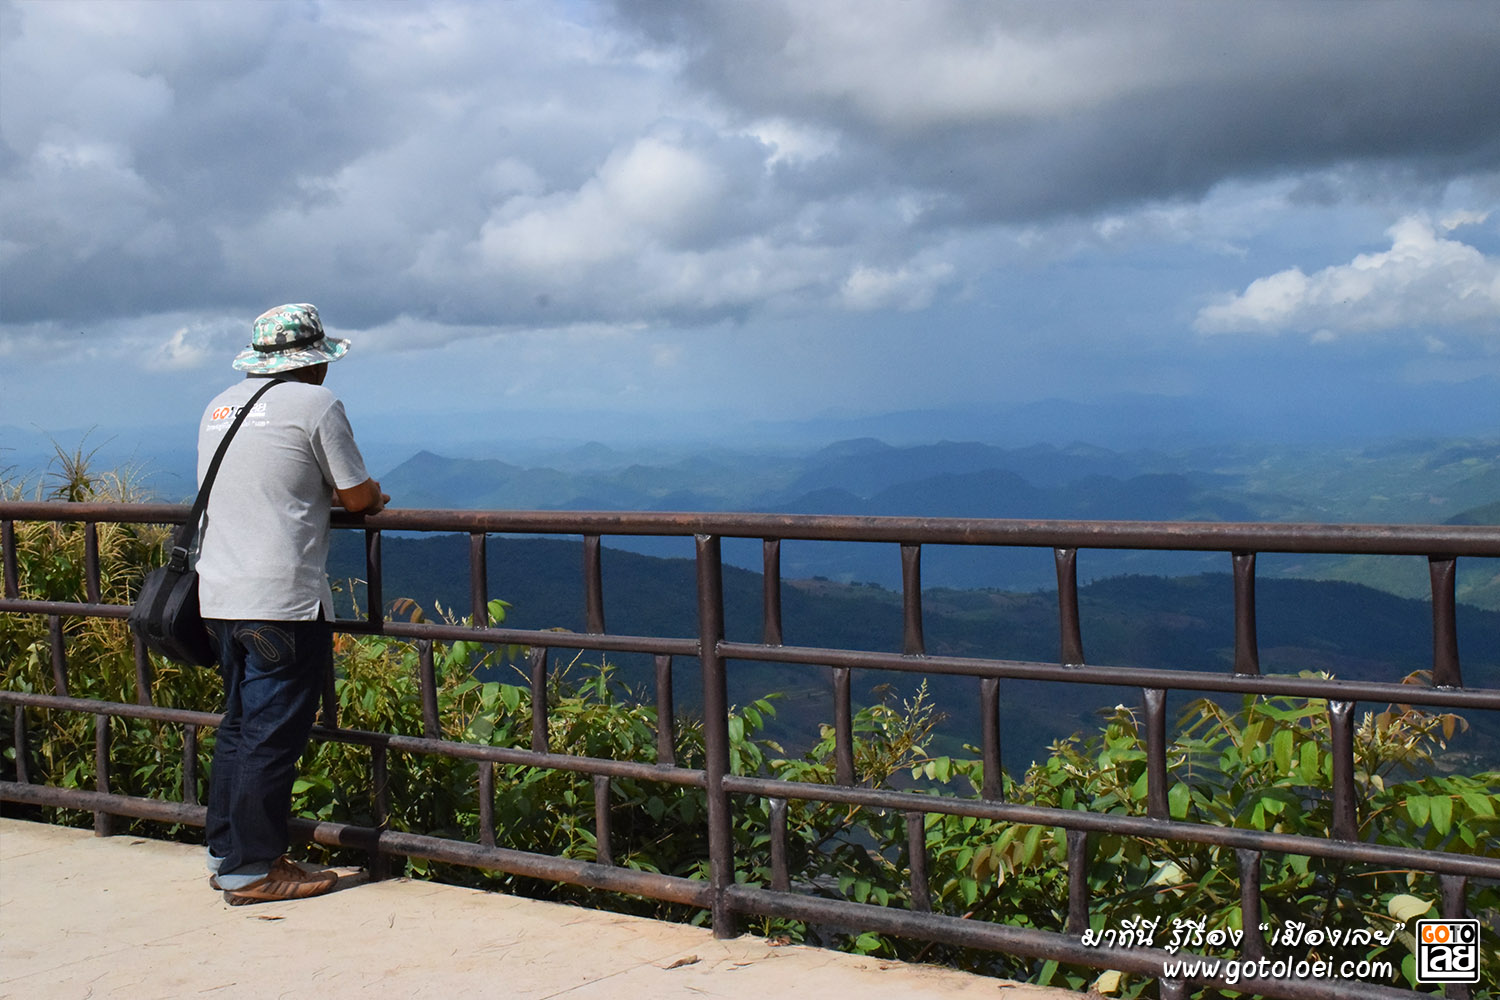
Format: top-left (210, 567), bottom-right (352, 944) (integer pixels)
top-left (232, 303), bottom-right (350, 374)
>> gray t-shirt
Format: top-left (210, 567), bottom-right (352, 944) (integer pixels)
top-left (194, 378), bottom-right (370, 620)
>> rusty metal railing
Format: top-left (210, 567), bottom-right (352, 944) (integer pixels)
top-left (2, 501), bottom-right (1497, 1000)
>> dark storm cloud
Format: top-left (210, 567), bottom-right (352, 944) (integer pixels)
top-left (2, 0), bottom-right (1496, 350)
top-left (0, 1), bottom-right (662, 329)
top-left (614, 1), bottom-right (1500, 223)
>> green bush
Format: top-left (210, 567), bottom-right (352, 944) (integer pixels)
top-left (4, 453), bottom-right (1496, 997)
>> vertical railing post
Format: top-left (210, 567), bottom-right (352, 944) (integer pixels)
top-left (182, 724), bottom-right (200, 806)
top-left (1065, 829), bottom-right (1090, 935)
top-left (1237, 848), bottom-right (1266, 959)
top-left (584, 534), bottom-right (606, 634)
top-left (905, 811), bottom-right (931, 913)
top-left (1054, 547), bottom-right (1086, 666)
top-left (132, 632), bottom-right (154, 706)
top-left (370, 743), bottom-right (391, 881)
top-left (1143, 688), bottom-right (1169, 820)
top-left (478, 762), bottom-right (497, 848)
top-left (12, 707), bottom-right (30, 784)
top-left (1329, 700), bottom-right (1358, 841)
top-left (769, 797), bottom-right (790, 892)
top-left (320, 648), bottom-right (339, 730)
top-left (833, 665), bottom-right (855, 786)
top-left (1429, 556), bottom-right (1463, 688)
top-left (1232, 551), bottom-right (1260, 675)
top-left (84, 522), bottom-right (101, 604)
top-left (1441, 873), bottom-right (1468, 918)
top-left (695, 533), bottom-right (736, 938)
top-left (593, 774), bottom-right (614, 867)
top-left (93, 714), bottom-right (113, 837)
top-left (417, 639), bottom-right (440, 739)
top-left (900, 543), bottom-right (925, 655)
top-left (49, 615), bottom-right (68, 696)
top-left (1, 520), bottom-right (18, 597)
top-left (365, 528), bottom-right (383, 627)
top-left (529, 646), bottom-right (549, 752)
top-left (469, 532), bottom-right (489, 627)
top-left (654, 654), bottom-right (676, 766)
top-left (980, 676), bottom-right (1003, 801)
top-left (762, 539), bottom-right (783, 646)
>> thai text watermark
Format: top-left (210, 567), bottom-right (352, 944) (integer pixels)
top-left (1077, 915), bottom-right (1399, 954)
top-left (1072, 914), bottom-right (1481, 986)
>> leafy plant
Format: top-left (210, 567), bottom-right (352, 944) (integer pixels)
top-left (4, 451), bottom-right (1496, 997)
top-left (941, 691), bottom-right (1500, 995)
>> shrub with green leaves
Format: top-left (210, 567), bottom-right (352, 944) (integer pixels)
top-left (4, 452), bottom-right (1496, 997)
top-left (2, 446), bottom-right (216, 827)
top-left (957, 694), bottom-right (1499, 994)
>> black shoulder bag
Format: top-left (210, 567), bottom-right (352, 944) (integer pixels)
top-left (129, 379), bottom-right (284, 666)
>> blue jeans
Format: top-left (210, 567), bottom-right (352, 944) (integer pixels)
top-left (205, 619), bottom-right (329, 876)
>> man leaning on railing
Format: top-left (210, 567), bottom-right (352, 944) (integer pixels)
top-left (196, 303), bottom-right (389, 905)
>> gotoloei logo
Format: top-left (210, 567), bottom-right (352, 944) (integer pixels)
top-left (1415, 918), bottom-right (1481, 984)
top-left (210, 402), bottom-right (270, 423)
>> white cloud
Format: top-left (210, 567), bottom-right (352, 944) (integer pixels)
top-left (745, 118), bottom-right (839, 167)
top-left (1441, 209), bottom-right (1491, 231)
top-left (1194, 215), bottom-right (1500, 336)
top-left (148, 326), bottom-right (213, 371)
top-left (478, 135), bottom-right (730, 274)
top-left (6, 0), bottom-right (1500, 456)
top-left (840, 260), bottom-right (954, 311)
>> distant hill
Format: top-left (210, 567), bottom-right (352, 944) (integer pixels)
top-left (328, 532), bottom-right (1500, 771)
top-left (377, 437), bottom-right (1499, 600)
top-left (1448, 500), bottom-right (1500, 526)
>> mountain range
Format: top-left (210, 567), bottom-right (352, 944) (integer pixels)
top-left (327, 532), bottom-right (1500, 772)
top-left (374, 435), bottom-right (1500, 607)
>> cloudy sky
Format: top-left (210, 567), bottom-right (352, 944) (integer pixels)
top-left (2, 0), bottom-right (1498, 464)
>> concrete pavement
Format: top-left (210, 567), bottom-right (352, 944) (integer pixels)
top-left (0, 818), bottom-right (1081, 1000)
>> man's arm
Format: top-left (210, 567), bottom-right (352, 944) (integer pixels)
top-left (335, 478), bottom-right (390, 514)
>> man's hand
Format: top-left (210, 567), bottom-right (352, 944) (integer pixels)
top-left (335, 478), bottom-right (390, 514)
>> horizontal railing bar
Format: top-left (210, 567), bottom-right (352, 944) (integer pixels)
top-left (720, 775), bottom-right (1500, 879)
top-left (12, 600), bottom-right (1493, 712)
top-left (4, 502), bottom-right (1497, 556)
top-left (0, 599), bottom-right (701, 657)
top-left (294, 820), bottom-right (709, 905)
top-left (332, 619), bottom-right (701, 657)
top-left (0, 781), bottom-right (1429, 999)
top-left (0, 787), bottom-right (712, 908)
top-left (372, 828), bottom-right (713, 907)
top-left (0, 502), bottom-right (194, 525)
top-left (716, 642), bottom-right (1500, 710)
top-left (721, 885), bottom-right (1424, 1000)
top-left (313, 726), bottom-right (707, 787)
top-left (0, 775), bottom-right (1470, 996)
top-left (0, 691), bottom-right (704, 788)
top-left (6, 497), bottom-right (1496, 999)
top-left (2, 781), bottom-right (207, 825)
top-left (0, 780), bottom-right (1434, 1000)
top-left (0, 599), bottom-right (129, 619)
top-left (0, 690), bottom-right (222, 727)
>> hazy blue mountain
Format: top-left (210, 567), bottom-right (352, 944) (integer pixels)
top-left (12, 416), bottom-right (1495, 606)
top-left (771, 438), bottom-right (1156, 498)
top-left (369, 435), bottom-right (1498, 598)
top-left (327, 532), bottom-right (1500, 770)
top-left (1448, 501), bottom-right (1500, 526)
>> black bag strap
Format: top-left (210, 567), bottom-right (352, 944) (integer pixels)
top-left (169, 378), bottom-right (286, 570)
